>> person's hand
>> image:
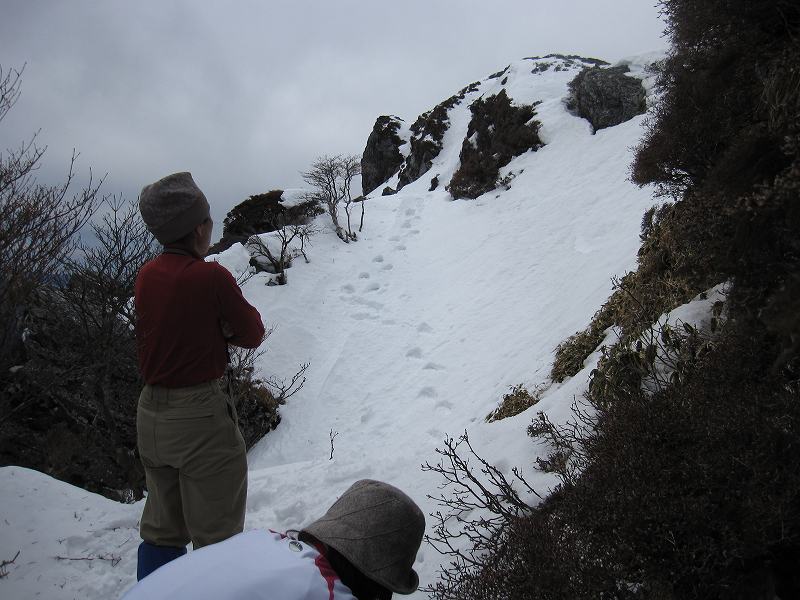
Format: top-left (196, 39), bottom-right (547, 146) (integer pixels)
top-left (220, 320), bottom-right (235, 340)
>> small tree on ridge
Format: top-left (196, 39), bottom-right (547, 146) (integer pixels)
top-left (301, 154), bottom-right (362, 242)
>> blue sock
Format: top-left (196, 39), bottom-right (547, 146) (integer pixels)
top-left (137, 541), bottom-right (187, 580)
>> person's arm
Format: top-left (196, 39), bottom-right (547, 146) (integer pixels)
top-left (213, 264), bottom-right (265, 348)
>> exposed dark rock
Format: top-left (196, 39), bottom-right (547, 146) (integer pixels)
top-left (525, 53), bottom-right (610, 67)
top-left (447, 90), bottom-right (543, 200)
top-left (361, 116), bottom-right (406, 196)
top-left (429, 175), bottom-right (440, 191)
top-left (396, 82), bottom-right (481, 190)
top-left (527, 54), bottom-right (610, 76)
top-left (207, 234), bottom-right (248, 256)
top-left (488, 66), bottom-right (510, 79)
top-left (381, 186), bottom-right (396, 196)
top-left (567, 65), bottom-right (647, 132)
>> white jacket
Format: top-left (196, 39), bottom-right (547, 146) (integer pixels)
top-left (122, 530), bottom-right (357, 600)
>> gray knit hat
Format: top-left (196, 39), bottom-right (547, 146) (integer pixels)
top-left (302, 480), bottom-right (425, 594)
top-left (139, 172), bottom-right (210, 244)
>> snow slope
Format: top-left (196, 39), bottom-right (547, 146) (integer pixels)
top-left (1, 54), bottom-right (678, 599)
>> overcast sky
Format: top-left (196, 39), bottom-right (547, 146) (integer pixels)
top-left (1, 1), bottom-right (666, 230)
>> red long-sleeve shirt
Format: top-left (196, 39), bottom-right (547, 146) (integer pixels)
top-left (135, 253), bottom-right (264, 387)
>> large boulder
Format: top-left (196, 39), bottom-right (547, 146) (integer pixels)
top-left (361, 116), bottom-right (405, 196)
top-left (567, 65), bottom-right (647, 132)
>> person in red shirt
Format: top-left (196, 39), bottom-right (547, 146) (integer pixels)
top-left (135, 172), bottom-right (265, 580)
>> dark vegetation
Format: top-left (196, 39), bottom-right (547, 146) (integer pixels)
top-left (0, 67), bottom-right (291, 500)
top-left (209, 189), bottom-right (322, 255)
top-left (448, 90), bottom-right (543, 200)
top-left (485, 384), bottom-right (543, 422)
top-left (428, 1), bottom-right (800, 598)
top-left (397, 82), bottom-right (480, 190)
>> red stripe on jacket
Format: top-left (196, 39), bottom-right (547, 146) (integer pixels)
top-left (314, 552), bottom-right (338, 600)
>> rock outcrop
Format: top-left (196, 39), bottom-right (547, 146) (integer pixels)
top-left (361, 116), bottom-right (406, 196)
top-left (567, 65), bottom-right (647, 132)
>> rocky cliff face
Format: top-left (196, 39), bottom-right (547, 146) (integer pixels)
top-left (359, 53), bottom-right (652, 199)
top-left (361, 116), bottom-right (406, 196)
top-left (567, 65), bottom-right (647, 132)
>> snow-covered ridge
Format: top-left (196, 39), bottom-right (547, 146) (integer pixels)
top-left (1, 51), bottom-right (664, 599)
top-left (375, 53), bottom-right (660, 198)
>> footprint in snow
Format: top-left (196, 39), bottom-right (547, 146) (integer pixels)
top-left (406, 347), bottom-right (423, 359)
top-left (435, 399), bottom-right (454, 410)
top-left (382, 263), bottom-right (393, 271)
top-left (418, 387), bottom-right (438, 398)
top-left (341, 284), bottom-right (355, 293)
top-left (351, 312), bottom-right (378, 321)
top-left (426, 427), bottom-right (445, 440)
top-left (394, 244), bottom-right (406, 251)
top-left (423, 362), bottom-right (446, 371)
top-left (417, 322), bottom-right (433, 333)
top-left (359, 272), bottom-right (370, 279)
top-left (372, 255), bottom-right (384, 263)
top-left (364, 282), bottom-right (380, 292)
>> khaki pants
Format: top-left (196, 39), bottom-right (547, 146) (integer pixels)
top-left (137, 380), bottom-right (247, 549)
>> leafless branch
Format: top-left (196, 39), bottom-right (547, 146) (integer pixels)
top-left (301, 155), bottom-right (361, 242)
top-left (265, 362), bottom-right (309, 403)
top-left (55, 553), bottom-right (121, 567)
top-left (0, 550), bottom-right (20, 578)
top-left (421, 431), bottom-right (542, 590)
top-left (329, 428), bottom-right (339, 460)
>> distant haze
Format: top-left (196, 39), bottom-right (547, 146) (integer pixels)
top-left (0, 1), bottom-right (666, 231)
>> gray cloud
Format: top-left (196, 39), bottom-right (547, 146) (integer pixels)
top-left (1, 0), bottom-right (666, 229)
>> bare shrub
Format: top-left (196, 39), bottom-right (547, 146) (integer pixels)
top-left (225, 338), bottom-right (308, 449)
top-left (246, 220), bottom-right (318, 285)
top-left (302, 155), bottom-right (362, 242)
top-left (0, 65), bottom-right (102, 373)
top-left (2, 198), bottom-right (156, 501)
top-left (422, 432), bottom-right (540, 599)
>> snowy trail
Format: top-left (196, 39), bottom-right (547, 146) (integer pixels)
top-left (240, 110), bottom-right (654, 596)
top-left (0, 54), bottom-right (666, 599)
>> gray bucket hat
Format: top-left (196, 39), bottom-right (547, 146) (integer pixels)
top-left (302, 479), bottom-right (425, 594)
top-left (139, 172), bottom-right (210, 244)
